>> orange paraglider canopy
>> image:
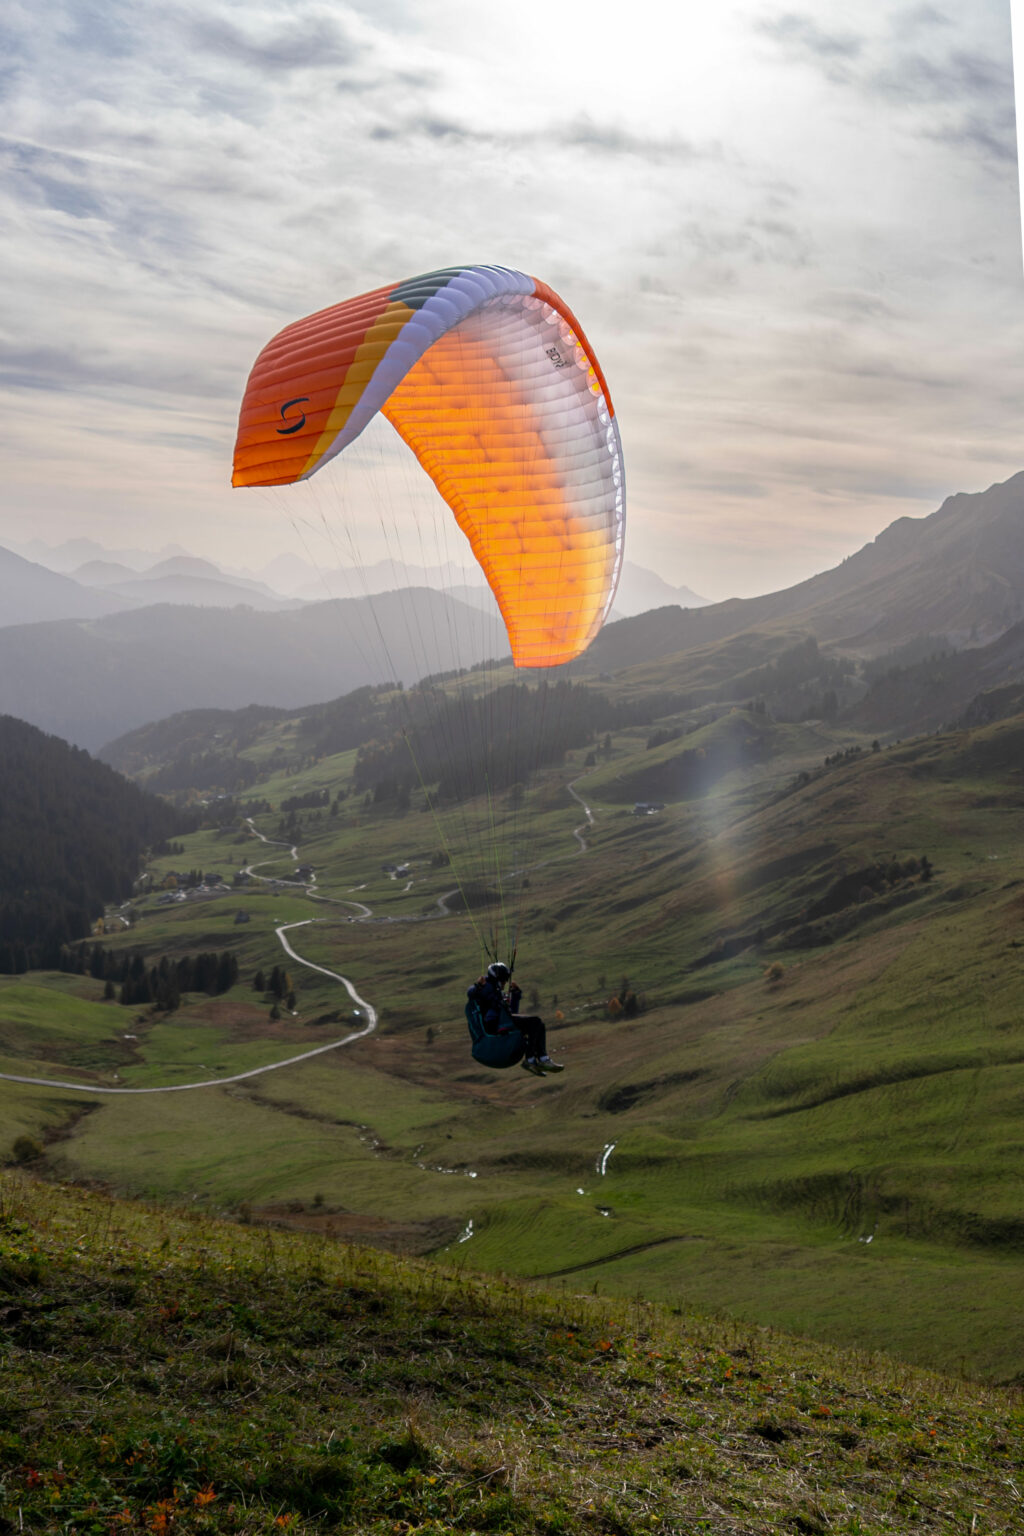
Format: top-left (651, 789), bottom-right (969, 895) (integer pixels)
top-left (233, 265), bottom-right (624, 667)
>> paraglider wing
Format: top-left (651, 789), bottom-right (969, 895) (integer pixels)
top-left (232, 265), bottom-right (624, 667)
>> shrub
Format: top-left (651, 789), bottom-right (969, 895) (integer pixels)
top-left (11, 1135), bottom-right (43, 1164)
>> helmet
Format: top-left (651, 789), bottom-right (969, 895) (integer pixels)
top-left (487, 961), bottom-right (511, 985)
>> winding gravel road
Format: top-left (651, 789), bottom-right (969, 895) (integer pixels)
top-left (0, 920), bottom-right (376, 1095)
top-left (0, 775), bottom-right (598, 1097)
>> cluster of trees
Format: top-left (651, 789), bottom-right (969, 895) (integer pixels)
top-left (606, 978), bottom-right (645, 1018)
top-left (280, 789), bottom-right (330, 812)
top-left (860, 636), bottom-right (952, 684)
top-left (646, 725), bottom-right (683, 751)
top-left (733, 637), bottom-right (854, 699)
top-left (582, 734), bottom-right (614, 767)
top-left (804, 856), bottom-right (933, 922)
top-left (59, 942), bottom-right (239, 1010)
top-left (298, 684), bottom-right (400, 758)
top-left (253, 965), bottom-right (292, 998)
top-left (139, 750), bottom-right (264, 795)
top-left (253, 965), bottom-right (296, 1017)
top-left (721, 637), bottom-right (859, 723)
top-left (101, 704), bottom-right (288, 783)
top-left (823, 744), bottom-right (868, 768)
top-left (353, 682), bottom-right (651, 804)
top-left (0, 715), bottom-right (186, 971)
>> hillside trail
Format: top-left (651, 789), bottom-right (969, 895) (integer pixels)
top-left (244, 817), bottom-right (373, 917)
top-left (567, 777), bottom-right (594, 849)
top-left (0, 776), bottom-right (598, 1097)
top-left (0, 920), bottom-right (377, 1096)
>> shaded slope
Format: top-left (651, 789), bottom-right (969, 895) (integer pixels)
top-left (847, 619), bottom-right (1024, 735)
top-left (0, 714), bottom-right (182, 964)
top-left (576, 469), bottom-right (1024, 677)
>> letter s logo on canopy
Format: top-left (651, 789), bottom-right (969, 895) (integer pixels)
top-left (276, 397), bottom-right (310, 435)
top-left (232, 265), bottom-right (625, 668)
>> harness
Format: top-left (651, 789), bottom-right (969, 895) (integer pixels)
top-left (465, 998), bottom-right (525, 1069)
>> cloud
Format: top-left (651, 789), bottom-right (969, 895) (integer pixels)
top-left (921, 112), bottom-right (1016, 164)
top-left (369, 113), bottom-right (467, 142)
top-left (891, 5), bottom-right (953, 37)
top-left (550, 117), bottom-right (717, 165)
top-left (185, 8), bottom-right (365, 74)
top-left (756, 11), bottom-right (866, 81)
top-left (0, 340), bottom-right (226, 399)
top-left (756, 5), bottom-right (1014, 167)
top-left (870, 46), bottom-right (1009, 107)
top-left (2, 140), bottom-right (108, 218)
top-left (2, 0), bottom-right (1023, 598)
top-left (372, 110), bottom-right (718, 167)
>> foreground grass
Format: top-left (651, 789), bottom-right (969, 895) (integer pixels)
top-left (1, 1176), bottom-right (1022, 1535)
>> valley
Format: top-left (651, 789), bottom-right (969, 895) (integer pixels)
top-left (4, 678), bottom-right (1024, 1383)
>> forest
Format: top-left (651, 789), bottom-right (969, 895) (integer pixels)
top-left (0, 715), bottom-right (187, 970)
top-left (352, 680), bottom-right (655, 802)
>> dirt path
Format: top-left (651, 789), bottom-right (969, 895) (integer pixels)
top-left (1, 773), bottom-right (597, 1097)
top-left (0, 920), bottom-right (376, 1096)
top-left (567, 777), bottom-right (594, 850)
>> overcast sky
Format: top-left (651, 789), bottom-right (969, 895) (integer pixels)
top-left (1, 0), bottom-right (1021, 599)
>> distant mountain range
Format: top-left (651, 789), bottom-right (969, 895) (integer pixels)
top-left (70, 555), bottom-right (300, 613)
top-left (3, 471), bottom-right (1023, 751)
top-left (0, 544), bottom-right (292, 626)
top-left (0, 545), bottom-right (133, 626)
top-left (270, 555), bottom-right (709, 618)
top-left (4, 538), bottom-right (709, 627)
top-left (16, 536), bottom-right (193, 573)
top-left (0, 590), bottom-right (508, 750)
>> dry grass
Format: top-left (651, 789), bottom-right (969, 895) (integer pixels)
top-left (1, 1173), bottom-right (1022, 1535)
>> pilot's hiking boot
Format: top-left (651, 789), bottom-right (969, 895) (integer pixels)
top-left (521, 1057), bottom-right (545, 1076)
top-left (538, 1057), bottom-right (564, 1073)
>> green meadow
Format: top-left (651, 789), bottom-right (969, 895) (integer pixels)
top-left (3, 709), bottom-right (1024, 1381)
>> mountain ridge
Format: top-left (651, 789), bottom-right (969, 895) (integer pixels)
top-left (0, 544), bottom-right (129, 626)
top-left (0, 589), bottom-right (509, 750)
top-left (4, 471), bottom-right (1024, 749)
top-left (577, 470), bottom-right (1024, 676)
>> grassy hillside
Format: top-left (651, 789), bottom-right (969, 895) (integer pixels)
top-left (2, 1173), bottom-right (1022, 1536)
top-left (4, 702), bottom-right (1024, 1380)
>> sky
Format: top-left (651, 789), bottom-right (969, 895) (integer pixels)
top-left (1, 0), bottom-right (1022, 601)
